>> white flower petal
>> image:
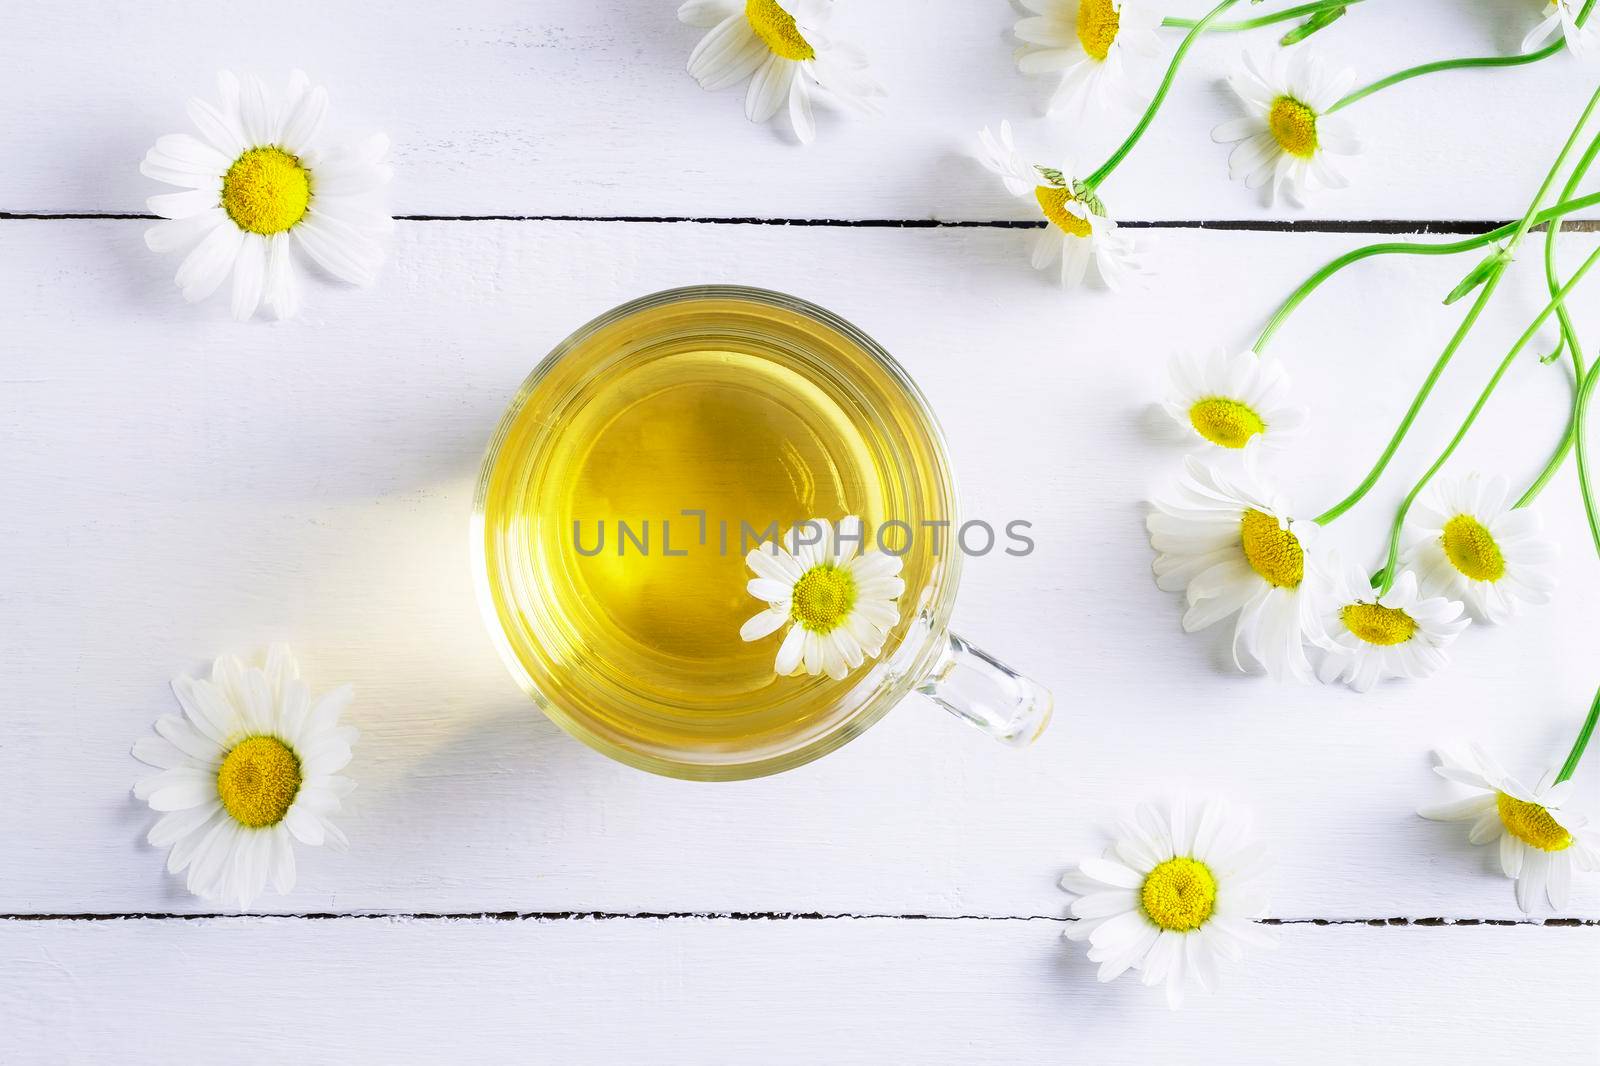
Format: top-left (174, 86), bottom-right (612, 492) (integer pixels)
top-left (147, 188), bottom-right (221, 222)
top-left (801, 629), bottom-right (824, 675)
top-left (262, 232), bottom-right (301, 320)
top-left (279, 85), bottom-right (328, 155)
top-left (153, 715), bottom-right (222, 764)
top-left (688, 13), bottom-right (757, 86)
top-left (144, 209), bottom-right (227, 255)
top-left (1516, 848), bottom-right (1550, 913)
top-left (1071, 890), bottom-right (1140, 919)
top-left (746, 546), bottom-right (802, 584)
top-left (746, 55), bottom-right (797, 123)
top-left (748, 577), bottom-right (794, 602)
top-left (148, 801), bottom-right (223, 849)
top-left (292, 213), bottom-right (383, 287)
top-left (237, 72), bottom-right (277, 147)
top-left (136, 766), bottom-right (216, 810)
top-left (186, 94), bottom-right (246, 157)
top-left (680, 0), bottom-right (739, 28)
top-left (169, 809), bottom-right (228, 876)
top-left (741, 607), bottom-right (790, 641)
top-left (774, 622), bottom-right (806, 675)
top-left (270, 825), bottom-right (298, 895)
top-left (175, 223), bottom-right (245, 304)
top-left (131, 736), bottom-right (194, 771)
top-left (229, 233), bottom-right (268, 321)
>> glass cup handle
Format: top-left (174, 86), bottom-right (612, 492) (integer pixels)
top-left (915, 630), bottom-right (1052, 747)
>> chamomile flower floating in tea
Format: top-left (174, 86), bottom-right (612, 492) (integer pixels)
top-left (1523, 0), bottom-right (1597, 57)
top-left (678, 0), bottom-right (882, 144)
top-left (1419, 746), bottom-right (1599, 912)
top-left (976, 121), bottom-right (1140, 290)
top-left (1147, 456), bottom-right (1325, 683)
top-left (140, 70), bottom-right (392, 320)
top-left (1399, 473), bottom-right (1556, 625)
top-left (1061, 798), bottom-right (1277, 1010)
top-left (1161, 348), bottom-right (1307, 452)
top-left (1211, 50), bottom-right (1361, 207)
top-left (132, 645), bottom-right (357, 908)
top-left (741, 515), bottom-right (903, 681)
top-left (1011, 0), bottom-right (1164, 118)
top-left (1314, 563), bottom-right (1467, 693)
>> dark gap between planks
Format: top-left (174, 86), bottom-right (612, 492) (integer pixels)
top-left (3, 211), bottom-right (1598, 234)
top-left (0, 911), bottom-right (1593, 926)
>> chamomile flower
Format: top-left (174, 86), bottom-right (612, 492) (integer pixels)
top-left (1161, 348), bottom-right (1307, 452)
top-left (679, 0), bottom-right (882, 144)
top-left (1315, 563), bottom-right (1468, 693)
top-left (1211, 49), bottom-right (1361, 207)
top-left (1400, 473), bottom-right (1556, 625)
top-left (1523, 1), bottom-right (1596, 57)
top-left (141, 70), bottom-right (392, 321)
top-left (1061, 798), bottom-right (1277, 1009)
top-left (1418, 746), bottom-right (1599, 912)
top-left (1147, 456), bottom-right (1326, 683)
top-left (132, 646), bottom-right (357, 908)
top-left (1012, 0), bottom-right (1164, 117)
top-left (740, 515), bottom-right (902, 680)
top-left (977, 121), bottom-right (1141, 290)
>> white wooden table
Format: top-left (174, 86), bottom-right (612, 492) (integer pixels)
top-left (4, 2), bottom-right (1600, 1061)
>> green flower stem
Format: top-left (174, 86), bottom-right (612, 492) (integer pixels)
top-left (1327, 0), bottom-right (1596, 114)
top-left (1556, 353), bottom-right (1600, 784)
top-left (1516, 127), bottom-right (1600, 507)
top-left (1254, 236), bottom-right (1493, 356)
top-left (1556, 684), bottom-right (1600, 784)
top-left (1161, 0), bottom-right (1359, 32)
top-left (1544, 132), bottom-right (1600, 786)
top-left (1517, 347), bottom-right (1589, 506)
top-left (1573, 353), bottom-right (1600, 558)
top-left (1329, 48), bottom-right (1562, 114)
top-left (1084, 0), bottom-right (1242, 192)
top-left (1251, 191), bottom-right (1600, 356)
top-left (1369, 244), bottom-right (1600, 592)
top-left (1309, 81), bottom-right (1600, 528)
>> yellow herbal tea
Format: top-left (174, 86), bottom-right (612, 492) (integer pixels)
top-left (475, 290), bottom-right (957, 775)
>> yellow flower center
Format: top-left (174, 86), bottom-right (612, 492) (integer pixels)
top-left (1339, 602), bottom-right (1418, 646)
top-left (1496, 792), bottom-right (1572, 852)
top-left (221, 147), bottom-right (312, 236)
top-left (1267, 96), bottom-right (1320, 159)
top-left (1034, 185), bottom-right (1092, 238)
top-left (216, 735), bottom-right (302, 829)
top-left (1075, 0), bottom-right (1122, 61)
top-left (1140, 857), bottom-right (1217, 932)
top-left (1441, 514), bottom-right (1506, 583)
top-left (790, 563), bottom-right (857, 634)
top-left (1188, 397), bottom-right (1266, 449)
top-left (745, 0), bottom-right (815, 61)
top-left (1240, 508), bottom-right (1304, 589)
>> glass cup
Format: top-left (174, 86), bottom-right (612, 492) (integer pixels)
top-left (472, 286), bottom-right (1050, 779)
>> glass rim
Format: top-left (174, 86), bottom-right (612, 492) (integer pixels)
top-left (471, 284), bottom-right (964, 780)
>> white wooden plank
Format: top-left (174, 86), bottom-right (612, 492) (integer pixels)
top-left (2, 0), bottom-right (1597, 220)
top-left (4, 218), bottom-right (1600, 919)
top-left (1, 917), bottom-right (1593, 1063)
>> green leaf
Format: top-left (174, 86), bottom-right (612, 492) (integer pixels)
top-left (1070, 179), bottom-right (1106, 216)
top-left (1444, 249), bottom-right (1510, 305)
top-left (1280, 6), bottom-right (1347, 45)
top-left (1033, 165), bottom-right (1067, 187)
